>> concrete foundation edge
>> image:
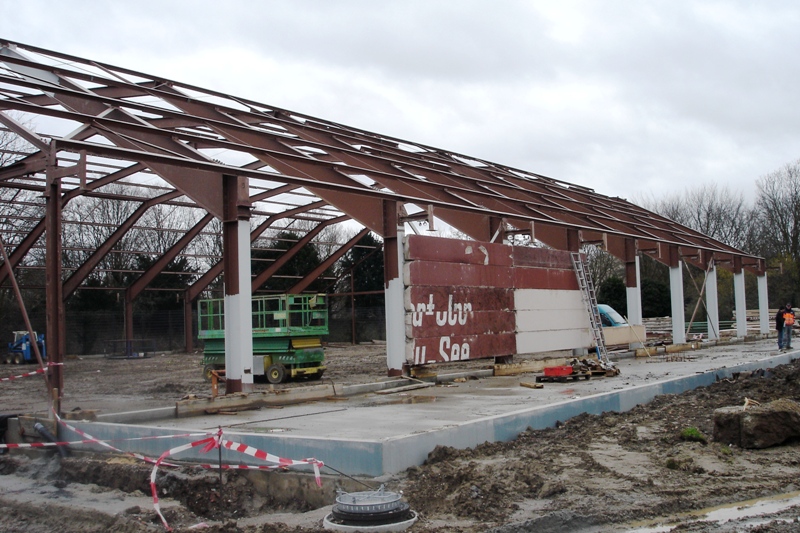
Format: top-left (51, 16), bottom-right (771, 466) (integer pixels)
top-left (60, 352), bottom-right (797, 478)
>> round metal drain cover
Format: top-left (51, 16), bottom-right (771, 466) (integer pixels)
top-left (326, 486), bottom-right (415, 530)
top-left (331, 501), bottom-right (411, 525)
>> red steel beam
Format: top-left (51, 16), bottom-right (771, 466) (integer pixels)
top-left (289, 227), bottom-right (369, 294)
top-left (61, 190), bottom-right (181, 299)
top-left (251, 215), bottom-right (348, 292)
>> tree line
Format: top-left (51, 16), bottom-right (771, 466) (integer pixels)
top-left (594, 159), bottom-right (800, 321)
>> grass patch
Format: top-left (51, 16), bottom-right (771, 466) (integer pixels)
top-left (680, 427), bottom-right (708, 444)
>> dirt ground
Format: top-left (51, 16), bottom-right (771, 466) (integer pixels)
top-left (2, 343), bottom-right (800, 532)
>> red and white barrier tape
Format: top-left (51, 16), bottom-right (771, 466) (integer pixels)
top-left (56, 413), bottom-right (180, 466)
top-left (7, 412), bottom-right (325, 531)
top-left (222, 437), bottom-right (323, 481)
top-left (150, 429), bottom-right (323, 531)
top-left (0, 431), bottom-right (211, 450)
top-left (0, 362), bottom-right (62, 383)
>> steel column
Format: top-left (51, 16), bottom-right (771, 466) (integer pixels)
top-left (668, 245), bottom-right (686, 345)
top-left (757, 272), bottom-right (769, 335)
top-left (733, 256), bottom-right (747, 338)
top-left (125, 297), bottom-right (134, 356)
top-left (44, 164), bottom-right (64, 413)
top-left (705, 260), bottom-right (720, 341)
top-left (222, 175), bottom-right (252, 394)
top-left (383, 201), bottom-right (404, 377)
top-left (625, 239), bottom-right (642, 326)
top-left (184, 291), bottom-right (194, 353)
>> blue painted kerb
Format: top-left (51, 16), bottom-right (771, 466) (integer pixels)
top-left (62, 352), bottom-right (797, 478)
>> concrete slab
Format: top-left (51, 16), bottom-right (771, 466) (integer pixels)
top-left (62, 337), bottom-right (797, 477)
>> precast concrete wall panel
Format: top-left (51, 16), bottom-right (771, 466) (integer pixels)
top-left (406, 287), bottom-right (515, 337)
top-left (514, 289), bottom-right (592, 353)
top-left (513, 268), bottom-right (577, 291)
top-left (405, 261), bottom-right (515, 288)
top-left (405, 236), bottom-right (513, 266)
top-left (512, 246), bottom-right (575, 269)
top-left (514, 289), bottom-right (584, 311)
top-left (404, 235), bottom-right (590, 366)
top-left (513, 309), bottom-right (582, 331)
top-left (406, 332), bottom-right (517, 364)
top-left (516, 330), bottom-right (590, 353)
top-left (405, 286), bottom-right (514, 312)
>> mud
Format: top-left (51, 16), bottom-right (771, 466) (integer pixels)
top-left (2, 345), bottom-right (800, 531)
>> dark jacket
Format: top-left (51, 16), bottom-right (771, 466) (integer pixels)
top-left (776, 309), bottom-right (785, 330)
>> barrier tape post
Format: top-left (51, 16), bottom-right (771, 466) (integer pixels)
top-left (0, 362), bottom-right (63, 383)
top-left (5, 408), bottom-right (325, 532)
top-left (148, 428), bottom-right (323, 531)
top-left (217, 426), bottom-right (223, 512)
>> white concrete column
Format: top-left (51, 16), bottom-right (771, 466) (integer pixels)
top-left (670, 263), bottom-right (686, 345)
top-left (757, 273), bottom-right (769, 334)
top-left (626, 255), bottom-right (643, 325)
top-left (386, 225), bottom-right (406, 375)
top-left (734, 270), bottom-right (747, 338)
top-left (705, 263), bottom-right (720, 341)
top-left (224, 218), bottom-right (254, 389)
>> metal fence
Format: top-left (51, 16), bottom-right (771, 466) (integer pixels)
top-left (2, 297), bottom-right (387, 356)
top-left (64, 309), bottom-right (194, 356)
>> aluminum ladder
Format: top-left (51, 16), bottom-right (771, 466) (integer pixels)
top-left (570, 252), bottom-right (610, 366)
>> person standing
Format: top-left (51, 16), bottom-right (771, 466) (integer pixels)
top-left (782, 303), bottom-right (795, 351)
top-left (776, 306), bottom-right (786, 350)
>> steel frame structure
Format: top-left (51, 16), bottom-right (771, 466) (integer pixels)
top-left (0, 40), bottom-right (764, 406)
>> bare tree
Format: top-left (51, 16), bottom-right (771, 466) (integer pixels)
top-left (754, 159), bottom-right (800, 264)
top-left (583, 245), bottom-right (623, 289)
top-left (0, 112), bottom-right (36, 167)
top-left (62, 185), bottom-right (143, 286)
top-left (0, 113), bottom-right (41, 246)
top-left (635, 183), bottom-right (753, 250)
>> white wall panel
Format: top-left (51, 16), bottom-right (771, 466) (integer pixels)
top-left (516, 309), bottom-right (589, 333)
top-left (516, 329), bottom-right (592, 354)
top-left (514, 289), bottom-right (583, 311)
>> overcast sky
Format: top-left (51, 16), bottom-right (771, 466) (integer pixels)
top-left (2, 0), bottom-right (799, 203)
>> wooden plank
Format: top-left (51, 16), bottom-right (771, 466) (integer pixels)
top-left (493, 358), bottom-right (570, 376)
top-left (520, 381), bottom-right (544, 389)
top-left (374, 382), bottom-right (435, 395)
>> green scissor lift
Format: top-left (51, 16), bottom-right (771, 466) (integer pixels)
top-left (198, 293), bottom-right (328, 384)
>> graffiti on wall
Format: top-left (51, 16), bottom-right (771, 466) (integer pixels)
top-left (404, 235), bottom-right (584, 366)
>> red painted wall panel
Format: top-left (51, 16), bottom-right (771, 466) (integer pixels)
top-left (514, 267), bottom-right (578, 290)
top-left (409, 333), bottom-right (516, 364)
top-left (406, 235), bottom-right (513, 266)
top-left (512, 246), bottom-right (575, 269)
top-left (404, 235), bottom-right (582, 365)
top-left (411, 311), bottom-right (515, 337)
top-left (406, 261), bottom-right (514, 288)
top-left (406, 286), bottom-right (514, 312)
